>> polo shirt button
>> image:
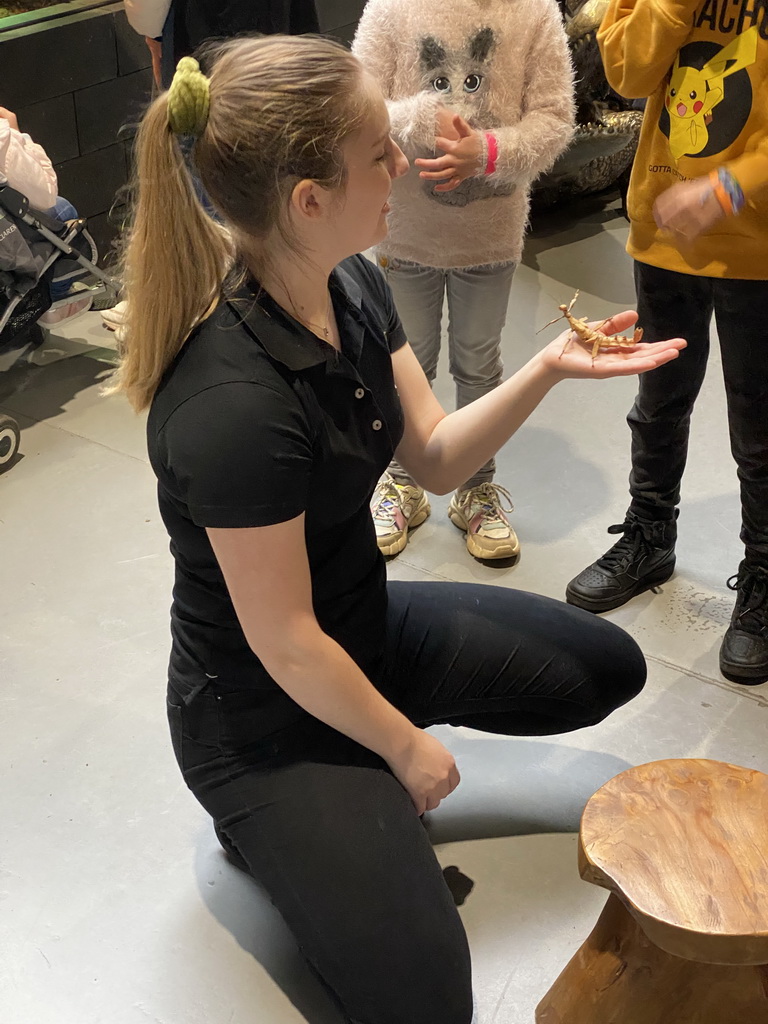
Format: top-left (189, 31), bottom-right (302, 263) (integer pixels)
top-left (354, 387), bottom-right (365, 399)
top-left (372, 419), bottom-right (383, 431)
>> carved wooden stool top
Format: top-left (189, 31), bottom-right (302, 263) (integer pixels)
top-left (578, 758), bottom-right (768, 965)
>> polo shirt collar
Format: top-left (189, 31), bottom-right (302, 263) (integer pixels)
top-left (233, 264), bottom-right (367, 372)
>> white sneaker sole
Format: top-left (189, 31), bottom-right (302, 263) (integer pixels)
top-left (376, 500), bottom-right (431, 557)
top-left (448, 506), bottom-right (520, 560)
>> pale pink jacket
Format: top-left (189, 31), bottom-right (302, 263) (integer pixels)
top-left (0, 118), bottom-right (58, 212)
top-left (353, 0), bottom-right (575, 268)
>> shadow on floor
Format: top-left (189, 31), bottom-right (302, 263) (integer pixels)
top-left (502, 425), bottom-right (613, 544)
top-left (524, 194), bottom-right (636, 308)
top-left (424, 736), bottom-right (631, 844)
top-left (0, 349), bottom-right (115, 423)
top-left (194, 837), bottom-right (347, 1024)
top-left (527, 191), bottom-right (624, 253)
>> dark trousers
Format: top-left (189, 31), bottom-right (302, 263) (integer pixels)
top-left (628, 261), bottom-right (768, 567)
top-left (167, 581), bottom-right (645, 1024)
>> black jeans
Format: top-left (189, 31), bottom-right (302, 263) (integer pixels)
top-left (167, 581), bottom-right (645, 1024)
top-left (628, 261), bottom-right (768, 566)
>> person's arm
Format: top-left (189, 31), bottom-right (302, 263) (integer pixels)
top-left (597, 0), bottom-right (699, 98)
top-left (415, 0), bottom-right (576, 190)
top-left (652, 145), bottom-right (768, 244)
top-left (0, 111), bottom-right (58, 212)
top-left (720, 128), bottom-right (768, 201)
top-left (207, 518), bottom-right (460, 814)
top-left (352, 0), bottom-right (445, 154)
top-left (393, 312), bottom-right (687, 495)
top-left (145, 36), bottom-right (163, 89)
top-left (124, 0), bottom-right (171, 38)
top-left (485, 0), bottom-right (576, 183)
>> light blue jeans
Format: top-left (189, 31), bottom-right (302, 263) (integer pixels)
top-left (380, 256), bottom-right (517, 491)
top-left (49, 197), bottom-right (81, 300)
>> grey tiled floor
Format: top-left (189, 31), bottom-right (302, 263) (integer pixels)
top-left (2, 198), bottom-right (765, 1023)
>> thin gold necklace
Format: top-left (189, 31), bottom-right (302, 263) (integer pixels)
top-left (293, 292), bottom-right (334, 340)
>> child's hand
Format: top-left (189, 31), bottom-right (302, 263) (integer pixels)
top-left (653, 176), bottom-right (724, 244)
top-left (435, 105), bottom-right (461, 142)
top-left (0, 106), bottom-right (19, 132)
top-left (415, 114), bottom-right (483, 193)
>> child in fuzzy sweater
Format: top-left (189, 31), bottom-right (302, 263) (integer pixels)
top-left (353, 0), bottom-right (574, 561)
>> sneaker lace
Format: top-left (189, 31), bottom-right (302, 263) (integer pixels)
top-left (596, 518), bottom-right (666, 572)
top-left (464, 483), bottom-right (515, 526)
top-left (727, 563), bottom-right (768, 634)
top-left (371, 473), bottom-right (403, 526)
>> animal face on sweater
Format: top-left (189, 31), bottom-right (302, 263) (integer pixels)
top-left (419, 27), bottom-right (497, 113)
top-left (418, 27), bottom-right (515, 207)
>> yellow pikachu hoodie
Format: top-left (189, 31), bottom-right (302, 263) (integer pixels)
top-left (598, 0), bottom-right (768, 279)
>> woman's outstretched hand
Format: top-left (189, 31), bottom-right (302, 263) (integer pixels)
top-left (541, 310), bottom-right (686, 380)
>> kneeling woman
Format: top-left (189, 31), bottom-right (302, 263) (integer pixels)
top-left (112, 37), bottom-right (685, 1024)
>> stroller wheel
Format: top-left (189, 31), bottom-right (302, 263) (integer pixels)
top-left (0, 414), bottom-right (20, 472)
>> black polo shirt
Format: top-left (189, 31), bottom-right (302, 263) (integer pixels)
top-left (147, 255), bottom-right (406, 726)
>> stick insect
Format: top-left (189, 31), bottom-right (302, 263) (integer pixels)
top-left (538, 291), bottom-right (643, 362)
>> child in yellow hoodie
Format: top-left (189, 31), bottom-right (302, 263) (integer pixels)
top-left (565, 0), bottom-right (768, 685)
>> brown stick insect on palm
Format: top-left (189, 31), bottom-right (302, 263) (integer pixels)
top-left (539, 290), bottom-right (644, 361)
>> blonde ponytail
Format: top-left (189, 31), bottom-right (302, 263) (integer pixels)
top-left (108, 92), bottom-right (233, 411)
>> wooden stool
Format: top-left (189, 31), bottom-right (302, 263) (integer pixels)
top-left (536, 759), bottom-right (768, 1024)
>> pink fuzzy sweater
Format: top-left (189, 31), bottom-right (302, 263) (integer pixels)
top-left (353, 0), bottom-right (575, 268)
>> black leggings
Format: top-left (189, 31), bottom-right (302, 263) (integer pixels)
top-left (167, 582), bottom-right (646, 1024)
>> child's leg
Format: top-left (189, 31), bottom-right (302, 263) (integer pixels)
top-left (50, 197), bottom-right (78, 222)
top-left (713, 279), bottom-right (768, 683)
top-left (445, 262), bottom-right (516, 489)
top-left (713, 279), bottom-right (768, 569)
top-left (381, 258), bottom-right (445, 485)
top-left (370, 259), bottom-right (444, 554)
top-left (627, 262), bottom-right (714, 521)
top-left (566, 262), bottom-right (714, 612)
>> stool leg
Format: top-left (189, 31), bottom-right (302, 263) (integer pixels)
top-left (536, 893), bottom-right (768, 1024)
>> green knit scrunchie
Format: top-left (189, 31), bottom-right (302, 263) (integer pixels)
top-left (167, 56), bottom-right (210, 137)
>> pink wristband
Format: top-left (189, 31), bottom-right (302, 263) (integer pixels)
top-left (484, 132), bottom-right (498, 175)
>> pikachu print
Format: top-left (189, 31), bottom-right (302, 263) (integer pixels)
top-left (663, 26), bottom-right (759, 163)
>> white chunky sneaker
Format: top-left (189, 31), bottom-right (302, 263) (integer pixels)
top-left (448, 482), bottom-right (520, 560)
top-left (370, 473), bottom-right (431, 556)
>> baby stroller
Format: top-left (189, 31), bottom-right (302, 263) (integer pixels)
top-left (0, 183), bottom-right (118, 473)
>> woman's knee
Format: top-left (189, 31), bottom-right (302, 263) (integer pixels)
top-left (587, 620), bottom-right (647, 720)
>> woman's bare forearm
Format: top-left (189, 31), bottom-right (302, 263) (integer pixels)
top-left (409, 349), bottom-right (556, 493)
top-left (257, 622), bottom-right (417, 761)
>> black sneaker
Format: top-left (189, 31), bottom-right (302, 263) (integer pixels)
top-left (566, 513), bottom-right (677, 613)
top-left (719, 562), bottom-right (768, 685)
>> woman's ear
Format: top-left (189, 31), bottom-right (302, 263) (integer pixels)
top-left (290, 179), bottom-right (330, 222)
